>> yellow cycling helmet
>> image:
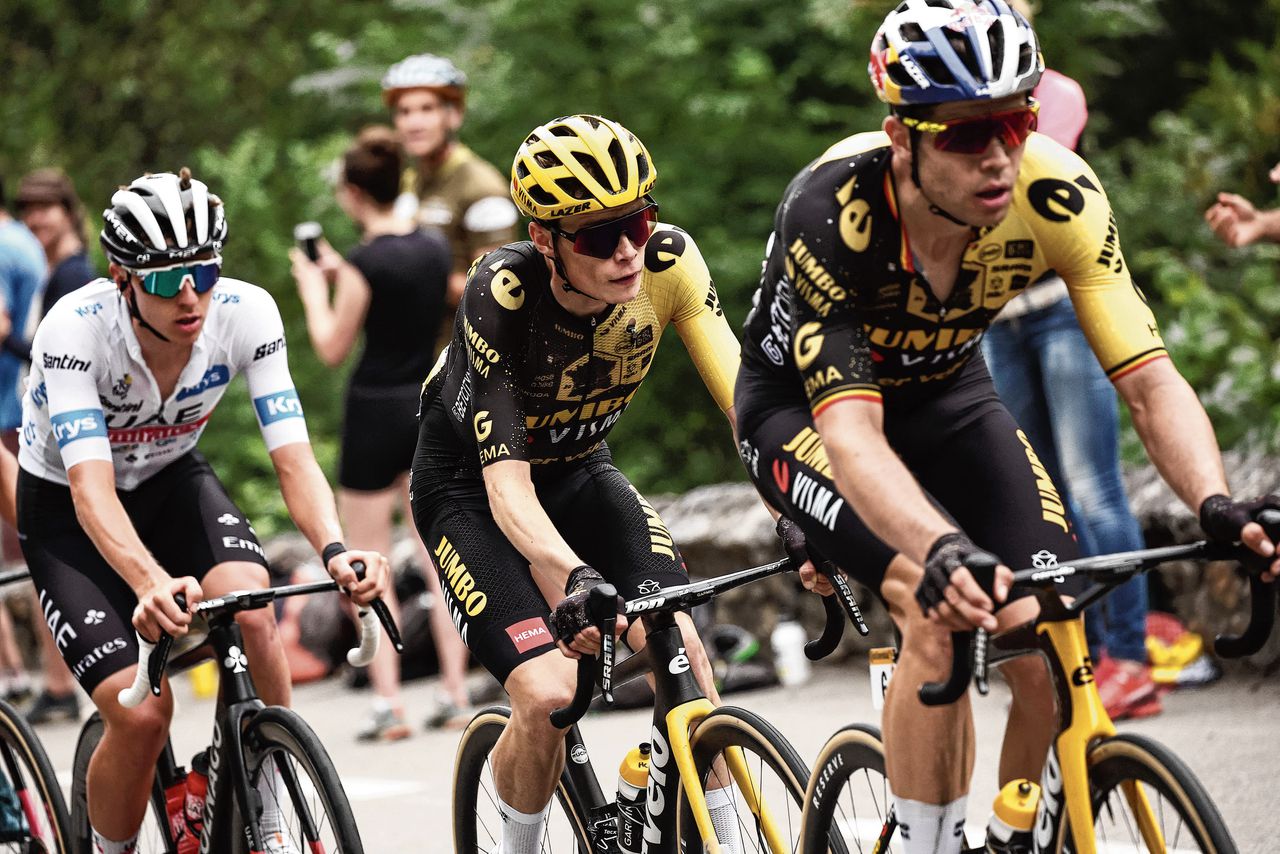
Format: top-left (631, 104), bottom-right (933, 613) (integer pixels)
top-left (510, 115), bottom-right (657, 220)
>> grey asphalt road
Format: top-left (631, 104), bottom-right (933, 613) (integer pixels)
top-left (31, 662), bottom-right (1279, 853)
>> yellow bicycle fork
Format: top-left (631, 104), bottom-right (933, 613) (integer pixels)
top-left (666, 698), bottom-right (789, 854)
top-left (1038, 618), bottom-right (1164, 854)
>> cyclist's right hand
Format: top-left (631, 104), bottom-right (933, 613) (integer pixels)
top-left (132, 575), bottom-right (203, 641)
top-left (776, 517), bottom-right (833, 596)
top-left (915, 533), bottom-right (1009, 632)
top-left (1200, 494), bottom-right (1280, 580)
top-left (550, 565), bottom-right (627, 659)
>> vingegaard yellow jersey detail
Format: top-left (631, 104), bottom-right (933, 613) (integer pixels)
top-left (423, 223), bottom-right (738, 468)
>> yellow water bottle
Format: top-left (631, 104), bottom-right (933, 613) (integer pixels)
top-left (616, 742), bottom-right (650, 854)
top-left (986, 778), bottom-right (1039, 853)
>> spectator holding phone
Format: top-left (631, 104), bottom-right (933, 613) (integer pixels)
top-left (290, 126), bottom-right (459, 739)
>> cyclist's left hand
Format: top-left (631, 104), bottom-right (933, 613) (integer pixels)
top-left (1200, 494), bottom-right (1280, 581)
top-left (327, 548), bottom-right (390, 605)
top-left (551, 566), bottom-right (628, 659)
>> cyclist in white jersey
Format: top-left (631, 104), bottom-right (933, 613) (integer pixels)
top-left (16, 169), bottom-right (389, 854)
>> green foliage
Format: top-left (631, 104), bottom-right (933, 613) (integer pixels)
top-left (2, 0), bottom-right (1278, 526)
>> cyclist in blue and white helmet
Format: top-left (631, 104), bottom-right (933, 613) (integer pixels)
top-left (870, 0), bottom-right (1043, 227)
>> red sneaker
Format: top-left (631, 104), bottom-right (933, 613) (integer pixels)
top-left (1097, 662), bottom-right (1162, 721)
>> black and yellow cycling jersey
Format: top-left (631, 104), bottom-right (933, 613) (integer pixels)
top-left (421, 224), bottom-right (739, 470)
top-left (739, 131), bottom-right (1167, 425)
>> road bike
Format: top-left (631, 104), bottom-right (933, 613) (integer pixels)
top-left (453, 556), bottom-right (869, 853)
top-left (0, 567), bottom-right (73, 852)
top-left (798, 513), bottom-right (1280, 854)
top-left (69, 577), bottom-right (401, 854)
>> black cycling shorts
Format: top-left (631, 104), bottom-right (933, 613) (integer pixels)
top-left (17, 452), bottom-right (267, 696)
top-left (338, 382), bottom-right (421, 492)
top-left (411, 408), bottom-right (689, 684)
top-left (736, 356), bottom-right (1081, 604)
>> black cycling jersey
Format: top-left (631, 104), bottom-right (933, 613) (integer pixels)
top-left (738, 132), bottom-right (1166, 432)
top-left (419, 227), bottom-right (736, 471)
top-left (347, 229), bottom-right (451, 387)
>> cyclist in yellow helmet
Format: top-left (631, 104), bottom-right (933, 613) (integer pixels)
top-left (410, 114), bottom-right (755, 854)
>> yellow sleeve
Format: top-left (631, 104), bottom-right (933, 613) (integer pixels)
top-left (1023, 138), bottom-right (1168, 380)
top-left (645, 226), bottom-right (740, 412)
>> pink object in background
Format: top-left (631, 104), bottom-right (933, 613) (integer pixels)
top-left (1034, 68), bottom-right (1088, 150)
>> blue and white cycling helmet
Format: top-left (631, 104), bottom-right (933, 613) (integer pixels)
top-left (869, 0), bottom-right (1043, 108)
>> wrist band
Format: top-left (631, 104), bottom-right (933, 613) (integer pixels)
top-left (564, 565), bottom-right (597, 595)
top-left (322, 541), bottom-right (347, 567)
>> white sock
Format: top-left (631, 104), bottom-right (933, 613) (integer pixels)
top-left (496, 791), bottom-right (550, 854)
top-left (892, 794), bottom-right (966, 854)
top-left (91, 828), bottom-right (138, 853)
top-left (255, 755), bottom-right (286, 835)
top-left (705, 784), bottom-right (742, 854)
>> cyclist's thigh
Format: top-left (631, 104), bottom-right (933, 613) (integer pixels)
top-left (738, 405), bottom-right (898, 594)
top-left (134, 452), bottom-right (269, 580)
top-left (16, 470), bottom-right (141, 697)
top-left (539, 447), bottom-right (689, 599)
top-left (415, 479), bottom-right (558, 686)
top-left (908, 393), bottom-right (1082, 583)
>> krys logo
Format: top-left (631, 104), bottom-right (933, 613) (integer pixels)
top-left (176, 364), bottom-right (230, 400)
top-left (253, 390), bottom-right (303, 425)
top-left (50, 409), bottom-right (106, 448)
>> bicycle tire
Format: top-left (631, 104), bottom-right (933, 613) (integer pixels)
top-left (69, 713), bottom-right (174, 854)
top-left (1085, 733), bottom-right (1236, 854)
top-left (241, 705), bottom-right (363, 853)
top-left (797, 723), bottom-right (895, 854)
top-left (452, 706), bottom-right (591, 853)
top-left (0, 698), bottom-right (72, 852)
top-left (675, 705), bottom-right (836, 854)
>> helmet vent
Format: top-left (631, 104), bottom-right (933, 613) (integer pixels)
top-left (987, 23), bottom-right (1006, 74)
top-left (918, 55), bottom-right (955, 86)
top-left (572, 151), bottom-right (609, 190)
top-left (558, 176), bottom-right (592, 202)
top-left (887, 63), bottom-right (919, 87)
top-left (900, 22), bottom-right (925, 42)
top-left (1017, 43), bottom-right (1034, 76)
top-left (606, 138), bottom-right (628, 190)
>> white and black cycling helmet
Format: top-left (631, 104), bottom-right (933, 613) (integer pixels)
top-left (381, 53), bottom-right (467, 106)
top-left (100, 169), bottom-right (226, 270)
top-left (869, 0), bottom-right (1042, 108)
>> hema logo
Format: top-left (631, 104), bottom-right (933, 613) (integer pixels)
top-left (253, 389), bottom-right (304, 425)
top-left (50, 409), bottom-right (106, 447)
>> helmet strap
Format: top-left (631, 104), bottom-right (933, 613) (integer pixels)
top-left (907, 128), bottom-right (979, 231)
top-left (120, 279), bottom-right (171, 343)
top-left (546, 230), bottom-right (587, 296)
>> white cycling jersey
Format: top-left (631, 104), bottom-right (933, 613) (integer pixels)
top-left (18, 277), bottom-right (309, 490)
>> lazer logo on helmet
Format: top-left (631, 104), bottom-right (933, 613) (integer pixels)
top-left (253, 390), bottom-right (304, 425)
top-left (51, 409), bottom-right (106, 447)
top-left (549, 202), bottom-right (591, 218)
top-left (176, 364), bottom-right (231, 400)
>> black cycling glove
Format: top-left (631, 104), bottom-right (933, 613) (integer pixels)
top-left (1198, 494), bottom-right (1280, 544)
top-left (916, 532), bottom-right (1000, 615)
top-left (551, 565), bottom-right (608, 645)
top-left (776, 517), bottom-right (811, 567)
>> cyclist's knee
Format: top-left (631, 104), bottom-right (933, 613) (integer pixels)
top-left (1001, 654), bottom-right (1054, 712)
top-left (99, 691), bottom-right (172, 748)
top-left (235, 605), bottom-right (280, 646)
top-left (505, 653), bottom-right (578, 729)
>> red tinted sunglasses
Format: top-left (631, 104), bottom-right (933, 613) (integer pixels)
top-left (549, 201), bottom-right (658, 259)
top-left (902, 102), bottom-right (1040, 154)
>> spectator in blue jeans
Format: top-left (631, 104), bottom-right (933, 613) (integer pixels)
top-left (983, 0), bottom-right (1158, 721)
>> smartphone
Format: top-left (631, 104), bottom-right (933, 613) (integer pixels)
top-left (293, 222), bottom-right (323, 262)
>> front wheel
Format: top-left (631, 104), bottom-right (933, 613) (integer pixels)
top-left (452, 707), bottom-right (591, 853)
top-left (241, 706), bottom-right (363, 853)
top-left (1085, 733), bottom-right (1236, 854)
top-left (69, 713), bottom-right (173, 854)
top-left (0, 698), bottom-right (72, 852)
top-left (676, 706), bottom-right (835, 854)
top-left (799, 723), bottom-right (894, 854)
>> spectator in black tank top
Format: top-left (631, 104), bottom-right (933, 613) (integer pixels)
top-left (291, 126), bottom-right (473, 739)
